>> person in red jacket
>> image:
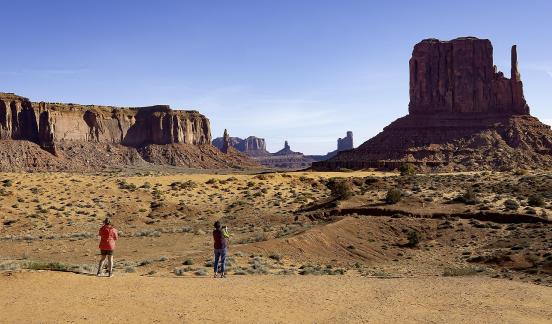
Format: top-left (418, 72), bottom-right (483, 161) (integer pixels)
top-left (97, 217), bottom-right (118, 277)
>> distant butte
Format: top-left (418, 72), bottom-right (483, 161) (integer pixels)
top-left (313, 37), bottom-right (552, 171)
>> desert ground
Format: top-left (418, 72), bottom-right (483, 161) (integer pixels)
top-left (1, 169), bottom-right (551, 322)
top-left (2, 272), bottom-right (551, 323)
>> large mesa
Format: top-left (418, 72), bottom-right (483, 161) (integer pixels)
top-left (0, 93), bottom-right (256, 171)
top-left (313, 37), bottom-right (552, 171)
top-left (409, 37), bottom-right (528, 115)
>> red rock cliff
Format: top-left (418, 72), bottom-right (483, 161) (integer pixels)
top-left (0, 93), bottom-right (211, 154)
top-left (409, 37), bottom-right (529, 114)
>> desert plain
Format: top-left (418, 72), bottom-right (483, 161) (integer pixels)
top-left (0, 169), bottom-right (551, 323)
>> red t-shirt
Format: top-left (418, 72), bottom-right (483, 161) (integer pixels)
top-left (99, 225), bottom-right (118, 251)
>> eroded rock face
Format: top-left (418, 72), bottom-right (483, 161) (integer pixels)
top-left (212, 135), bottom-right (269, 156)
top-left (337, 131), bottom-right (353, 151)
top-left (313, 37), bottom-right (552, 171)
top-left (409, 37), bottom-right (529, 114)
top-left (237, 136), bottom-right (268, 156)
top-left (0, 93), bottom-right (211, 154)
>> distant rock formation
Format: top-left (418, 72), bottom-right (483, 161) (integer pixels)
top-left (409, 37), bottom-right (529, 114)
top-left (258, 141), bottom-right (315, 169)
top-left (221, 129), bottom-right (231, 153)
top-left (274, 140), bottom-right (300, 156)
top-left (337, 131), bottom-right (353, 151)
top-left (237, 136), bottom-right (268, 156)
top-left (212, 135), bottom-right (269, 156)
top-left (0, 92), bottom-right (257, 171)
top-left (313, 37), bottom-right (552, 171)
top-left (213, 137), bottom-right (314, 169)
top-left (308, 131), bottom-right (354, 162)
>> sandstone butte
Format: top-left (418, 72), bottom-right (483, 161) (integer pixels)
top-left (313, 37), bottom-right (552, 171)
top-left (0, 93), bottom-right (256, 171)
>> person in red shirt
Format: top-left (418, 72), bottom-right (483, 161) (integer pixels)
top-left (97, 217), bottom-right (118, 277)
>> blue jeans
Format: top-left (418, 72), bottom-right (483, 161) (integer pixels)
top-left (214, 248), bottom-right (227, 274)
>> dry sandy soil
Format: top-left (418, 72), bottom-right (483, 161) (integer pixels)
top-left (0, 169), bottom-right (551, 322)
top-left (1, 271), bottom-right (551, 323)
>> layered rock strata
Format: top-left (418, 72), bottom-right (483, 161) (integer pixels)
top-left (0, 93), bottom-right (211, 155)
top-left (0, 93), bottom-right (256, 171)
top-left (313, 37), bottom-right (552, 171)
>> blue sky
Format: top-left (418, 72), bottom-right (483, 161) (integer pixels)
top-left (1, 0), bottom-right (551, 154)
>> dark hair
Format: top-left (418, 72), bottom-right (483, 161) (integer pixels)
top-left (103, 217), bottom-right (112, 225)
top-left (214, 221), bottom-right (221, 229)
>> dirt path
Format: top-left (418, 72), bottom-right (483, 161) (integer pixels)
top-left (1, 272), bottom-right (550, 323)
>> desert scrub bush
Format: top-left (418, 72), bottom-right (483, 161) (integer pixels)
top-left (268, 254), bottom-right (282, 261)
top-left (234, 268), bottom-right (248, 275)
top-left (504, 199), bottom-right (519, 210)
top-left (150, 201), bottom-right (163, 209)
top-left (2, 179), bottom-right (13, 187)
top-left (255, 174), bottom-right (268, 180)
top-left (277, 269), bottom-right (295, 275)
top-left (117, 180), bottom-right (137, 191)
top-left (24, 261), bottom-right (69, 272)
top-left (194, 269), bottom-right (208, 276)
top-left (528, 194), bottom-right (545, 207)
top-left (0, 262), bottom-right (20, 271)
top-left (405, 230), bottom-right (421, 247)
top-left (205, 178), bottom-right (217, 185)
top-left (443, 266), bottom-right (483, 277)
top-left (299, 264), bottom-right (346, 275)
top-left (0, 188), bottom-right (11, 196)
top-left (174, 267), bottom-right (194, 276)
top-left (137, 259), bottom-right (153, 267)
top-left (182, 258), bottom-right (194, 265)
top-left (385, 188), bottom-right (403, 204)
top-left (170, 180), bottom-right (197, 190)
top-left (326, 178), bottom-right (354, 200)
top-left (248, 257), bottom-right (269, 274)
top-left (399, 163), bottom-right (416, 176)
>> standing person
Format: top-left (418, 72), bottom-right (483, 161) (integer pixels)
top-left (212, 221), bottom-right (228, 278)
top-left (97, 217), bottom-right (118, 277)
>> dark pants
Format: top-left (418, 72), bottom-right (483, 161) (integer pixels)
top-left (214, 248), bottom-right (227, 273)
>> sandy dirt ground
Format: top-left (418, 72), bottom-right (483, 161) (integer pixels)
top-left (1, 271), bottom-right (550, 323)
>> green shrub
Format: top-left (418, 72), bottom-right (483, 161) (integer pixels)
top-left (406, 230), bottom-right (420, 247)
top-left (24, 261), bottom-right (69, 272)
top-left (326, 179), bottom-right (354, 200)
top-left (385, 188), bottom-right (402, 204)
top-left (399, 163), bottom-right (416, 176)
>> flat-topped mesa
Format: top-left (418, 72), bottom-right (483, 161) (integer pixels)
top-left (0, 93), bottom-right (211, 154)
top-left (409, 37), bottom-right (529, 115)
